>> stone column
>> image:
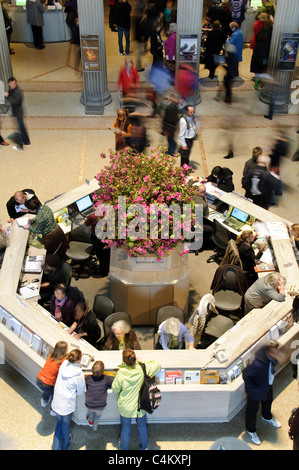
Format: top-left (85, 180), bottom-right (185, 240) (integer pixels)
top-left (77, 0), bottom-right (111, 114)
top-left (259, 0), bottom-right (299, 108)
top-left (0, 5), bottom-right (13, 95)
top-left (176, 0), bottom-right (204, 104)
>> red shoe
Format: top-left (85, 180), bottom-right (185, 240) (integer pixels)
top-left (86, 414), bottom-right (93, 426)
top-left (0, 141), bottom-right (9, 146)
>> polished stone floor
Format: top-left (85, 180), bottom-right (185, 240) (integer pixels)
top-left (0, 3), bottom-right (299, 452)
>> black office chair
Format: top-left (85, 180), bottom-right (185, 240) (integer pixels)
top-left (153, 305), bottom-right (185, 348)
top-left (211, 265), bottom-right (246, 315)
top-left (103, 311), bottom-right (132, 339)
top-left (204, 313), bottom-right (234, 338)
top-left (65, 222), bottom-right (96, 280)
top-left (207, 219), bottom-right (231, 264)
top-left (195, 304), bottom-right (234, 349)
top-left (58, 261), bottom-right (73, 286)
top-left (93, 294), bottom-right (115, 322)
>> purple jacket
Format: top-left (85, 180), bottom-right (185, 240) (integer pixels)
top-left (50, 295), bottom-right (75, 327)
top-left (164, 32), bottom-right (176, 61)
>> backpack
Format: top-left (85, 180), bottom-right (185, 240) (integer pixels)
top-left (137, 362), bottom-right (161, 414)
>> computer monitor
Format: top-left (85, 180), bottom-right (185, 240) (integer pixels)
top-left (250, 0), bottom-right (263, 8)
top-left (231, 207), bottom-right (249, 223)
top-left (75, 194), bottom-right (93, 212)
top-left (16, 0), bottom-right (27, 6)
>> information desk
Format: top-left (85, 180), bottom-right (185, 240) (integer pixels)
top-left (6, 4), bottom-right (71, 43)
top-left (0, 179), bottom-right (299, 425)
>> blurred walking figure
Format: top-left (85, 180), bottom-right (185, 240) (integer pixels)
top-left (161, 90), bottom-right (180, 156)
top-left (4, 76), bottom-right (31, 151)
top-left (26, 0), bottom-right (47, 50)
top-left (117, 57), bottom-right (139, 97)
top-left (116, 0), bottom-right (132, 56)
top-left (108, 0), bottom-right (117, 32)
top-left (242, 344), bottom-right (284, 446)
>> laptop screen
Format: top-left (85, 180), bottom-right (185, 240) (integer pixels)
top-left (250, 0), bottom-right (262, 7)
top-left (75, 194), bottom-right (93, 212)
top-left (231, 207), bottom-right (248, 223)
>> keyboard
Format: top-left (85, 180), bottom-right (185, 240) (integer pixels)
top-left (222, 217), bottom-right (243, 232)
top-left (81, 206), bottom-right (94, 218)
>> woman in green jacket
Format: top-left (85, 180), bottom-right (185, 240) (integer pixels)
top-left (112, 348), bottom-right (161, 450)
top-left (23, 195), bottom-right (69, 256)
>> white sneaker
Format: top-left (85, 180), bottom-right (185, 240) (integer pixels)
top-left (12, 145), bottom-right (23, 151)
top-left (246, 430), bottom-right (261, 445)
top-left (262, 416), bottom-right (281, 428)
top-left (41, 397), bottom-right (51, 407)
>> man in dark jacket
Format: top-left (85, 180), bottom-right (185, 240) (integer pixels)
top-left (6, 188), bottom-right (35, 221)
top-left (242, 155), bottom-right (280, 209)
top-left (4, 77), bottom-right (30, 151)
top-left (205, 165), bottom-right (235, 192)
top-left (242, 344), bottom-right (284, 445)
top-left (115, 0), bottom-right (131, 55)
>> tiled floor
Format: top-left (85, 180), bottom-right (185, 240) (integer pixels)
top-left (0, 4), bottom-right (299, 451)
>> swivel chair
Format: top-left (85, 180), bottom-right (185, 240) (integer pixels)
top-left (153, 305), bottom-right (185, 348)
top-left (195, 302), bottom-right (234, 349)
top-left (103, 311), bottom-right (132, 339)
top-left (65, 222), bottom-right (96, 280)
top-left (211, 265), bottom-right (246, 315)
top-left (58, 261), bottom-right (73, 286)
top-left (206, 219), bottom-right (231, 264)
top-left (92, 294), bottom-right (115, 322)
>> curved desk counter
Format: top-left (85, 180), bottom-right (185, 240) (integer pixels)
top-left (7, 4), bottom-right (72, 44)
top-left (0, 180), bottom-right (298, 425)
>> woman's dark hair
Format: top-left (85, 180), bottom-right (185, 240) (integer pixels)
top-left (54, 282), bottom-right (68, 295)
top-left (212, 166), bottom-right (223, 178)
top-left (123, 348), bottom-right (136, 367)
top-left (213, 20), bottom-right (221, 30)
top-left (25, 195), bottom-right (42, 211)
top-left (74, 299), bottom-right (88, 316)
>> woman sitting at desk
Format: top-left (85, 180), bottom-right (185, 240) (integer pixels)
top-left (68, 299), bottom-right (102, 348)
top-left (156, 317), bottom-right (194, 350)
top-left (23, 195), bottom-right (69, 256)
top-left (103, 320), bottom-right (141, 351)
top-left (290, 223), bottom-right (299, 265)
top-left (236, 230), bottom-right (266, 287)
top-left (50, 283), bottom-right (76, 327)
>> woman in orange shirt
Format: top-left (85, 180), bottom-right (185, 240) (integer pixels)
top-left (36, 341), bottom-right (68, 407)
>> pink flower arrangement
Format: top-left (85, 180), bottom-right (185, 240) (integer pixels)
top-left (93, 148), bottom-right (199, 260)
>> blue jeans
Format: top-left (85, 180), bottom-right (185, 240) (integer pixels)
top-left (52, 412), bottom-right (73, 450)
top-left (36, 377), bottom-right (54, 402)
top-left (167, 135), bottom-right (177, 156)
top-left (118, 27), bottom-right (130, 55)
top-left (120, 414), bottom-right (148, 450)
top-left (15, 115), bottom-right (30, 148)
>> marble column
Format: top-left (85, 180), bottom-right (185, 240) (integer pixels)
top-left (77, 0), bottom-right (111, 114)
top-left (259, 0), bottom-right (299, 108)
top-left (0, 5), bottom-right (13, 97)
top-left (176, 0), bottom-right (204, 105)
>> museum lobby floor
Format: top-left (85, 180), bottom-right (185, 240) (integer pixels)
top-left (0, 5), bottom-right (299, 451)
